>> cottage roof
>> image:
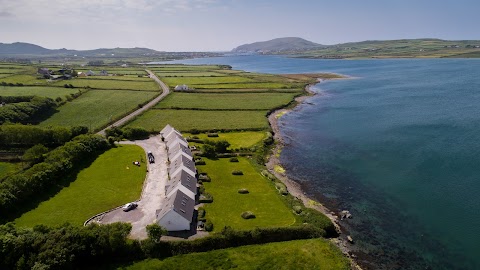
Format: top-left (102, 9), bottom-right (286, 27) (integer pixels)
top-left (157, 190), bottom-right (194, 222)
top-left (168, 143), bottom-right (193, 160)
top-left (160, 124), bottom-right (174, 136)
top-left (169, 155), bottom-right (196, 176)
top-left (166, 170), bottom-right (197, 196)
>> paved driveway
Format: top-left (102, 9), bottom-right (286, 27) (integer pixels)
top-left (99, 135), bottom-right (168, 239)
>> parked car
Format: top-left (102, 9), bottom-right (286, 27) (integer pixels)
top-left (147, 151), bottom-right (155, 164)
top-left (122, 202), bottom-right (137, 212)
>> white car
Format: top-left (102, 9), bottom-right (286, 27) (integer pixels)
top-left (122, 202), bottom-right (137, 212)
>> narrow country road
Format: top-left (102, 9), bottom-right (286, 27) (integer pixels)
top-left (97, 70), bottom-right (170, 136)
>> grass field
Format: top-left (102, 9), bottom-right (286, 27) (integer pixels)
top-left (0, 86), bottom-right (79, 99)
top-left (83, 75), bottom-right (152, 81)
top-left (122, 238), bottom-right (350, 270)
top-left (155, 72), bottom-right (227, 77)
top-left (77, 69), bottom-right (148, 76)
top-left (199, 157), bottom-right (295, 230)
top-left (156, 92), bottom-right (297, 110)
top-left (184, 131), bottom-right (266, 149)
top-left (40, 90), bottom-right (159, 131)
top-left (52, 78), bottom-right (159, 91)
top-left (126, 110), bottom-right (269, 132)
top-left (160, 76), bottom-right (255, 87)
top-left (192, 82), bottom-right (300, 89)
top-left (0, 162), bottom-right (21, 180)
top-left (14, 145), bottom-right (146, 227)
top-left (0, 74), bottom-right (45, 84)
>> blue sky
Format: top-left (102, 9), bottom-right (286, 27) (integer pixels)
top-left (0, 0), bottom-right (478, 51)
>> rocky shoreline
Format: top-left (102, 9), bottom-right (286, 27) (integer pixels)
top-left (265, 78), bottom-right (363, 270)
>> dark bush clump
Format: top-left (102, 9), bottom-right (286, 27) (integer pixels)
top-left (207, 133), bottom-right (219, 137)
top-left (232, 170), bottom-right (243, 175)
top-left (195, 160), bottom-right (206, 165)
top-left (238, 188), bottom-right (249, 194)
top-left (241, 211), bottom-right (256, 219)
top-left (205, 220), bottom-right (214, 231)
top-left (229, 157), bottom-right (239, 162)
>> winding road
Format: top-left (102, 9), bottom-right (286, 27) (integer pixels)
top-left (97, 70), bottom-right (170, 136)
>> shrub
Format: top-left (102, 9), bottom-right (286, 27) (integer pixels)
top-left (261, 170), bottom-right (276, 181)
top-left (238, 188), bottom-right (249, 194)
top-left (229, 157), bottom-right (239, 162)
top-left (293, 206), bottom-right (303, 214)
top-left (199, 174), bottom-right (211, 182)
top-left (122, 127), bottom-right (150, 140)
top-left (275, 182), bottom-right (288, 195)
top-left (198, 207), bottom-right (206, 218)
top-left (241, 211), bottom-right (256, 219)
top-left (232, 170), bottom-right (243, 175)
top-left (207, 133), bottom-right (218, 137)
top-left (205, 220), bottom-right (213, 232)
top-left (190, 129), bottom-right (200, 135)
top-left (199, 193), bottom-right (213, 203)
top-left (195, 160), bottom-right (206, 165)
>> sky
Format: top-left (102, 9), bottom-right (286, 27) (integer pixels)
top-left (0, 0), bottom-right (478, 51)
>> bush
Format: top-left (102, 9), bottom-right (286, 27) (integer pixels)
top-left (229, 157), bottom-right (239, 162)
top-left (195, 160), bottom-right (206, 165)
top-left (238, 188), bottom-right (249, 194)
top-left (232, 170), bottom-right (243, 175)
top-left (275, 182), bottom-right (288, 195)
top-left (207, 133), bottom-right (218, 137)
top-left (198, 174), bottom-right (211, 182)
top-left (198, 207), bottom-right (206, 218)
top-left (293, 206), bottom-right (303, 214)
top-left (199, 193), bottom-right (213, 203)
top-left (190, 129), bottom-right (200, 135)
top-left (205, 220), bottom-right (213, 232)
top-left (261, 170), bottom-right (276, 181)
top-left (241, 211), bottom-right (256, 219)
top-left (146, 223), bottom-right (166, 243)
top-left (122, 127), bottom-right (150, 140)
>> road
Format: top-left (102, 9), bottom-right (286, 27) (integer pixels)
top-left (97, 70), bottom-right (170, 136)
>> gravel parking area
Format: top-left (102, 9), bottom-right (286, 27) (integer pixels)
top-left (99, 135), bottom-right (168, 239)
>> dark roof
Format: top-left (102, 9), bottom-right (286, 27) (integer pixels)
top-left (166, 170), bottom-right (197, 195)
top-left (157, 190), bottom-right (195, 223)
top-left (168, 143), bottom-right (193, 159)
top-left (170, 155), bottom-right (196, 175)
top-left (166, 131), bottom-right (186, 145)
top-left (173, 190), bottom-right (195, 222)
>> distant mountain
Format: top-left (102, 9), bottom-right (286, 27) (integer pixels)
top-left (232, 37), bottom-right (322, 53)
top-left (233, 38), bottom-right (480, 58)
top-left (0, 42), bottom-right (161, 57)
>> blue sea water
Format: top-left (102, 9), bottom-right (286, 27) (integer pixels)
top-left (158, 56), bottom-right (480, 269)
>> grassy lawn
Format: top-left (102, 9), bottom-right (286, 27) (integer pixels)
top-left (14, 145), bottom-right (146, 227)
top-left (156, 92), bottom-right (297, 110)
top-left (160, 76), bottom-right (255, 87)
top-left (184, 131), bottom-right (266, 149)
top-left (193, 82), bottom-right (300, 89)
top-left (122, 238), bottom-right (349, 270)
top-left (52, 78), bottom-right (159, 91)
top-left (199, 157), bottom-right (295, 231)
top-left (40, 90), bottom-right (158, 131)
top-left (155, 72), bottom-right (227, 77)
top-left (126, 110), bottom-right (269, 132)
top-left (0, 86), bottom-right (79, 99)
top-left (0, 162), bottom-right (21, 180)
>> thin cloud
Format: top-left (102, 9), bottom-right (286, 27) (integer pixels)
top-left (0, 10), bottom-right (14, 17)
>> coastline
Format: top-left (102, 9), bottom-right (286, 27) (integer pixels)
top-left (265, 78), bottom-right (363, 270)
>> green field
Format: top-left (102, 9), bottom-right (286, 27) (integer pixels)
top-left (155, 72), bottom-right (227, 77)
top-left (193, 82), bottom-right (299, 89)
top-left (0, 86), bottom-right (79, 99)
top-left (0, 162), bottom-right (21, 180)
top-left (184, 131), bottom-right (266, 149)
top-left (156, 92), bottom-right (297, 110)
top-left (160, 76), bottom-right (255, 87)
top-left (52, 78), bottom-right (159, 91)
top-left (40, 90), bottom-right (159, 131)
top-left (0, 74), bottom-right (45, 84)
top-left (199, 157), bottom-right (295, 230)
top-left (82, 75), bottom-right (152, 81)
top-left (126, 110), bottom-right (268, 132)
top-left (123, 238), bottom-right (349, 270)
top-left (14, 145), bottom-right (146, 227)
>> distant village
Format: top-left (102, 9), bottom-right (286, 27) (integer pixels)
top-left (37, 64), bottom-right (129, 81)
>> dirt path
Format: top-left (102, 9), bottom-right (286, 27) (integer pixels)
top-left (97, 70), bottom-right (170, 136)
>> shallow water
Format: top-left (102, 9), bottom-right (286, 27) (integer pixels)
top-left (159, 56), bottom-right (480, 269)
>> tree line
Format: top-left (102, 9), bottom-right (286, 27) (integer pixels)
top-left (0, 124), bottom-right (88, 148)
top-left (0, 96), bottom-right (57, 125)
top-left (0, 134), bottom-right (110, 217)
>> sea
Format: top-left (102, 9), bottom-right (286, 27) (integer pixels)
top-left (154, 55), bottom-right (480, 269)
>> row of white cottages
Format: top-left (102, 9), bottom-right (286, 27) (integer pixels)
top-left (156, 125), bottom-right (198, 231)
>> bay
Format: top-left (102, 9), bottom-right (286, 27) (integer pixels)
top-left (158, 56), bottom-right (480, 269)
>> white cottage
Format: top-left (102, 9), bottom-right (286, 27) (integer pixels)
top-left (165, 170), bottom-right (197, 199)
top-left (156, 190), bottom-right (194, 231)
top-left (169, 155), bottom-right (196, 178)
top-left (174, 84), bottom-right (189, 91)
